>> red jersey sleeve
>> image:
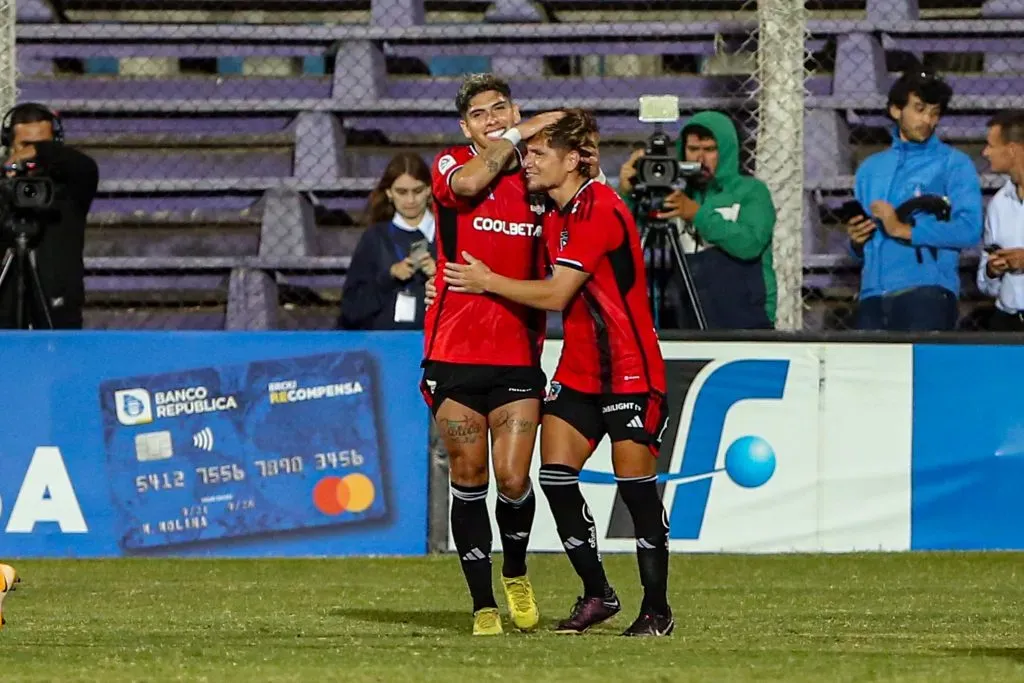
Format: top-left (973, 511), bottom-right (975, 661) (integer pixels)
top-left (554, 199), bottom-right (623, 274)
top-left (431, 146), bottom-right (474, 208)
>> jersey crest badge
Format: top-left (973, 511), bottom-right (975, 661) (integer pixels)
top-left (437, 154), bottom-right (457, 175)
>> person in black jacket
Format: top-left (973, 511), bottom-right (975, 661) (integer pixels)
top-left (0, 103), bottom-right (99, 329)
top-left (339, 152), bottom-right (437, 330)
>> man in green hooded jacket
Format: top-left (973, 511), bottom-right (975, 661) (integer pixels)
top-left (619, 111), bottom-right (777, 329)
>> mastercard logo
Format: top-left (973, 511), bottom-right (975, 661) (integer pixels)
top-left (312, 473), bottom-right (376, 516)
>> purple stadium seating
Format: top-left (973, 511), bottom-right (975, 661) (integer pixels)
top-left (13, 0), bottom-right (1024, 328)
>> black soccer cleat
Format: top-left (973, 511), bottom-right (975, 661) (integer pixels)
top-left (621, 608), bottom-right (675, 637)
top-left (554, 591), bottom-right (621, 634)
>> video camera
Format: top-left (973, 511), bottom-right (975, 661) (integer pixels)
top-left (631, 95), bottom-right (703, 216)
top-left (0, 160), bottom-right (55, 242)
top-left (630, 95), bottom-right (708, 331)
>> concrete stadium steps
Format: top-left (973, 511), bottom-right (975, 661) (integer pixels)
top-left (27, 0), bottom-right (1024, 25)
top-left (86, 220), bottom-right (364, 259)
top-left (76, 131), bottom-right (294, 180)
top-left (63, 110), bottom-right (1001, 186)
top-left (15, 0), bottom-right (1024, 331)
top-left (82, 258), bottom-right (348, 329)
top-left (51, 103), bottom-right (1008, 274)
top-left (17, 75), bottom-right (769, 103)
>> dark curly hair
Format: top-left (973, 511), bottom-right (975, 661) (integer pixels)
top-left (888, 70), bottom-right (953, 116)
top-left (455, 73), bottom-right (513, 118)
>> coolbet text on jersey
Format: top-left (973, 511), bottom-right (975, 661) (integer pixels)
top-left (425, 145), bottom-right (547, 366)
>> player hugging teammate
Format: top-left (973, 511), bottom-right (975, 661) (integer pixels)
top-left (424, 73), bottom-right (673, 638)
top-left (420, 74), bottom-right (564, 636)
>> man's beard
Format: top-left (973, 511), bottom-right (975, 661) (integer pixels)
top-left (527, 178), bottom-right (554, 193)
top-left (690, 170), bottom-right (712, 188)
top-left (901, 119), bottom-right (934, 142)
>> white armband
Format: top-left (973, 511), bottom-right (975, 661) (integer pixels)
top-left (500, 127), bottom-right (522, 146)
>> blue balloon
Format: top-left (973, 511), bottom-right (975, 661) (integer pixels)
top-left (723, 435), bottom-right (776, 488)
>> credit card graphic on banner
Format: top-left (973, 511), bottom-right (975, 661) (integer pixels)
top-left (99, 351), bottom-right (388, 551)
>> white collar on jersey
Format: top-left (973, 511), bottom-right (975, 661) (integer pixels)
top-left (392, 210), bottom-right (436, 242)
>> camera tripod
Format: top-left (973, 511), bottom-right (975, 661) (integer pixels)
top-left (0, 227), bottom-right (54, 329)
top-left (638, 216), bottom-right (708, 331)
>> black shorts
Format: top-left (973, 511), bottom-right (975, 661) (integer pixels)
top-left (420, 361), bottom-right (546, 417)
top-left (543, 382), bottom-right (669, 456)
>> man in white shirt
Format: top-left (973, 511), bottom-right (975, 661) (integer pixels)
top-left (978, 110), bottom-right (1024, 331)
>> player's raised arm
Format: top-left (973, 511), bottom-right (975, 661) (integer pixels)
top-left (450, 110), bottom-right (566, 198)
top-left (445, 253), bottom-right (587, 311)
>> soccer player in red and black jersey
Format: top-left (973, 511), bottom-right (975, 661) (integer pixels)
top-left (422, 73), bottom-right (566, 636)
top-left (444, 109), bottom-right (674, 637)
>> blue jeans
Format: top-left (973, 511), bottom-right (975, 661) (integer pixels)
top-left (856, 286), bottom-right (959, 332)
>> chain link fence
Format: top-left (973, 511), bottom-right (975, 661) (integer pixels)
top-left (802, 0), bottom-right (1022, 331)
top-left (12, 0), bottom-right (814, 330)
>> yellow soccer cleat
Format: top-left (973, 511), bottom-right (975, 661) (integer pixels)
top-left (501, 575), bottom-right (540, 631)
top-left (0, 563), bottom-right (20, 630)
top-left (472, 607), bottom-right (504, 636)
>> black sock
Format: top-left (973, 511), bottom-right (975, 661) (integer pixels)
top-left (450, 482), bottom-right (497, 612)
top-left (539, 464), bottom-right (611, 599)
top-left (617, 475), bottom-right (670, 614)
top-left (495, 480), bottom-right (535, 578)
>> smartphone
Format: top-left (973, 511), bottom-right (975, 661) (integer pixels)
top-left (408, 239), bottom-right (429, 261)
top-left (837, 199), bottom-right (868, 223)
top-left (984, 244), bottom-right (1003, 254)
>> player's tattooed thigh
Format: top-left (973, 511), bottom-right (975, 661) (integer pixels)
top-left (438, 413), bottom-right (485, 444)
top-left (491, 409), bottom-right (536, 435)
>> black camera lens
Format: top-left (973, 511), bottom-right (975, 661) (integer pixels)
top-left (21, 184), bottom-right (37, 199)
top-left (652, 162), bottom-right (666, 177)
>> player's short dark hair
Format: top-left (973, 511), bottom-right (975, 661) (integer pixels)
top-left (988, 110), bottom-right (1024, 144)
top-left (681, 124), bottom-right (715, 142)
top-left (887, 70), bottom-right (953, 115)
top-left (539, 108), bottom-right (599, 174)
top-left (455, 74), bottom-right (513, 118)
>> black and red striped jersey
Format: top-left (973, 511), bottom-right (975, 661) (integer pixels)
top-left (544, 180), bottom-right (666, 395)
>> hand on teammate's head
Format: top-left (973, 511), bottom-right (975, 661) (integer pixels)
top-left (517, 111), bottom-right (567, 140)
top-left (579, 144), bottom-right (601, 179)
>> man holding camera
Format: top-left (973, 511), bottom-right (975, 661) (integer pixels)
top-left (844, 71), bottom-right (982, 332)
top-left (976, 110), bottom-right (1024, 331)
top-left (0, 102), bottom-right (99, 330)
top-left (619, 111), bottom-right (777, 330)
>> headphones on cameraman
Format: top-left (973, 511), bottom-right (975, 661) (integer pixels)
top-left (1, 102), bottom-right (65, 149)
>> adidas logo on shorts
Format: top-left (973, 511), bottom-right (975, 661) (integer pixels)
top-left (627, 415), bottom-right (644, 429)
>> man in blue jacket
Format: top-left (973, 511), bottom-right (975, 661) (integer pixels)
top-left (845, 71), bottom-right (983, 331)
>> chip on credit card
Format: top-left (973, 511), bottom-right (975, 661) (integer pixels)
top-left (99, 351), bottom-right (388, 551)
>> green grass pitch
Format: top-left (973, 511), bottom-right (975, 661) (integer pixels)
top-left (2, 553), bottom-right (1024, 681)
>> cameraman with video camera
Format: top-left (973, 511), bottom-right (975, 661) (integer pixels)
top-left (0, 103), bottom-right (98, 329)
top-left (620, 111), bottom-right (777, 330)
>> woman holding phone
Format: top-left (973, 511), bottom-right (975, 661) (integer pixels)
top-left (338, 152), bottom-right (438, 330)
